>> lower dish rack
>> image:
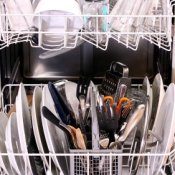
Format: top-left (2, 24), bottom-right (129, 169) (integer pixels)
top-left (0, 83), bottom-right (175, 175)
top-left (0, 145), bottom-right (174, 175)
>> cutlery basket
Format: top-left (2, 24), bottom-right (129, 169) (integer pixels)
top-left (69, 149), bottom-right (123, 175)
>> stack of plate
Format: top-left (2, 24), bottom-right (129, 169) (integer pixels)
top-left (33, 0), bottom-right (83, 50)
top-left (2, 82), bottom-right (71, 175)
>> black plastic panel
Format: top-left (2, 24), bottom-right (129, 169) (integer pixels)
top-left (22, 38), bottom-right (171, 83)
top-left (93, 38), bottom-right (155, 81)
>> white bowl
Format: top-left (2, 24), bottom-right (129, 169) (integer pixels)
top-left (33, 0), bottom-right (83, 43)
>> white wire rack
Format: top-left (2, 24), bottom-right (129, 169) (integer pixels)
top-left (109, 0), bottom-right (173, 51)
top-left (0, 138), bottom-right (174, 175)
top-left (140, 0), bottom-right (173, 51)
top-left (0, 0), bottom-right (174, 51)
top-left (0, 83), bottom-right (175, 175)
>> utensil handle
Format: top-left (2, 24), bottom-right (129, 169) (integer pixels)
top-left (110, 62), bottom-right (129, 77)
top-left (118, 104), bottom-right (145, 142)
top-left (42, 106), bottom-right (74, 147)
top-left (48, 82), bottom-right (76, 126)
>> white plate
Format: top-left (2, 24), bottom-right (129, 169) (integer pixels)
top-left (31, 86), bottom-right (49, 168)
top-left (16, 83), bottom-right (33, 174)
top-left (142, 76), bottom-right (153, 120)
top-left (150, 73), bottom-right (165, 130)
top-left (41, 84), bottom-right (70, 175)
top-left (129, 88), bottom-right (148, 173)
top-left (0, 112), bottom-right (15, 175)
top-left (5, 112), bottom-right (25, 175)
top-left (42, 32), bottom-right (76, 45)
top-left (150, 83), bottom-right (175, 174)
top-left (64, 81), bottom-right (79, 118)
top-left (41, 40), bottom-right (64, 48)
top-left (42, 36), bottom-right (64, 44)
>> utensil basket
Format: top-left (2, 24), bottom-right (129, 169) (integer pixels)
top-left (69, 149), bottom-right (123, 175)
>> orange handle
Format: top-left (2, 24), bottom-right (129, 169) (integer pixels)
top-left (116, 97), bottom-right (131, 113)
top-left (103, 96), bottom-right (114, 106)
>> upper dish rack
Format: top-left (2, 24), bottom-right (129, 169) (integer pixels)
top-left (0, 0), bottom-right (174, 51)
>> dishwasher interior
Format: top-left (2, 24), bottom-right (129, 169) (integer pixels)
top-left (0, 0), bottom-right (175, 175)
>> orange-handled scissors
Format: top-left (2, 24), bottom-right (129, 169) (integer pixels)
top-left (103, 96), bottom-right (114, 106)
top-left (116, 97), bottom-right (132, 114)
top-left (103, 96), bottom-right (132, 116)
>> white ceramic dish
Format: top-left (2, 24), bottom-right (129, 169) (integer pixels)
top-left (142, 76), bottom-right (153, 121)
top-left (41, 84), bottom-right (70, 175)
top-left (0, 112), bottom-right (15, 175)
top-left (131, 98), bottom-right (149, 174)
top-left (41, 40), bottom-right (64, 48)
top-left (31, 85), bottom-right (60, 175)
top-left (150, 83), bottom-right (175, 175)
top-left (35, 0), bottom-right (81, 14)
top-left (33, 0), bottom-right (83, 46)
top-left (42, 36), bottom-right (64, 44)
top-left (64, 81), bottom-right (79, 118)
top-left (31, 86), bottom-right (49, 168)
top-left (150, 73), bottom-right (165, 130)
top-left (41, 29), bottom-right (77, 45)
top-left (5, 112), bottom-right (25, 175)
top-left (128, 87), bottom-right (148, 174)
top-left (16, 83), bottom-right (33, 174)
